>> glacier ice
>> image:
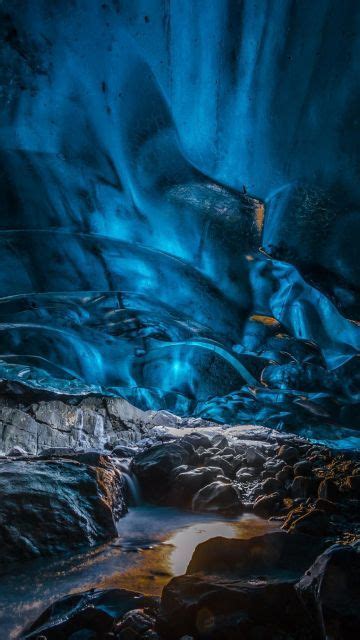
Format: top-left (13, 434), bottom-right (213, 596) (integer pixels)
top-left (0, 0), bottom-right (359, 447)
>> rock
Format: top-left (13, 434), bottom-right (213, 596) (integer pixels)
top-left (0, 406), bottom-right (38, 454)
top-left (314, 498), bottom-right (342, 514)
top-left (206, 455), bottom-right (233, 477)
top-left (261, 477), bottom-right (281, 494)
top-left (158, 575), bottom-right (320, 640)
top-left (277, 445), bottom-right (300, 464)
top-left (236, 466), bottom-right (257, 480)
top-left (318, 478), bottom-right (341, 502)
top-left (181, 432), bottom-right (212, 449)
top-left (192, 481), bottom-right (241, 514)
top-left (245, 447), bottom-right (266, 467)
top-left (253, 492), bottom-right (280, 517)
top-left (276, 465), bottom-right (293, 483)
top-left (133, 442), bottom-right (193, 501)
top-left (297, 544), bottom-right (360, 639)
top-left (6, 445), bottom-right (29, 457)
top-left (0, 457), bottom-right (125, 566)
top-left (284, 508), bottom-right (329, 536)
top-left (115, 609), bottom-right (156, 639)
top-left (293, 460), bottom-right (312, 476)
top-left (291, 476), bottom-right (318, 499)
top-left (22, 588), bottom-right (158, 639)
top-left (38, 446), bottom-right (78, 457)
top-left (169, 467), bottom-right (224, 507)
top-left (343, 475), bottom-right (360, 494)
top-left (187, 532), bottom-right (324, 579)
top-left (211, 434), bottom-right (228, 449)
top-left (112, 444), bottom-right (139, 458)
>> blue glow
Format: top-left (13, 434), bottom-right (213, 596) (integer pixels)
top-left (0, 1), bottom-right (359, 447)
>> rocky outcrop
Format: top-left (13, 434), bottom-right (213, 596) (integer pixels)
top-left (0, 453), bottom-right (125, 567)
top-left (0, 392), bottom-right (219, 454)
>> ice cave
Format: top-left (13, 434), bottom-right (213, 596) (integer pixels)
top-left (0, 2), bottom-right (359, 639)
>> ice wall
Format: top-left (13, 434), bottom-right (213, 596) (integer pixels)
top-left (0, 1), bottom-right (359, 444)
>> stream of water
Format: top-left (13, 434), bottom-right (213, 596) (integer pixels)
top-left (0, 505), bottom-right (277, 639)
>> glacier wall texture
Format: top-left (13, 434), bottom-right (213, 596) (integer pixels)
top-left (0, 0), bottom-right (359, 446)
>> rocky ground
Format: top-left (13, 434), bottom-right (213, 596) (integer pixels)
top-left (0, 391), bottom-right (359, 639)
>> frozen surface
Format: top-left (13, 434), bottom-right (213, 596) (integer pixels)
top-left (0, 1), bottom-right (359, 444)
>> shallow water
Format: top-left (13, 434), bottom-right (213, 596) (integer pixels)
top-left (0, 505), bottom-right (277, 639)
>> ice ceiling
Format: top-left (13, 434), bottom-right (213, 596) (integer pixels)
top-left (0, 1), bottom-right (359, 446)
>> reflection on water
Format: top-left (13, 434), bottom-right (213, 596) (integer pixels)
top-left (0, 506), bottom-right (277, 639)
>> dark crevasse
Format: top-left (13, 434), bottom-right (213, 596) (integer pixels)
top-left (0, 0), bottom-right (359, 447)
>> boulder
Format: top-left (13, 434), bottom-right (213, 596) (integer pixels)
top-left (0, 457), bottom-right (125, 566)
top-left (277, 445), bottom-right (300, 464)
top-left (181, 432), bottom-right (212, 449)
top-left (169, 467), bottom-right (224, 507)
top-left (291, 476), bottom-right (318, 499)
top-left (284, 508), bottom-right (329, 536)
top-left (206, 455), bottom-right (233, 477)
top-left (261, 477), bottom-right (281, 494)
top-left (293, 460), bottom-right (312, 476)
top-left (192, 481), bottom-right (241, 514)
top-left (112, 444), bottom-right (139, 458)
top-left (253, 492), bottom-right (280, 517)
top-left (297, 544), bottom-right (360, 639)
top-left (187, 532), bottom-right (324, 580)
top-left (318, 478), bottom-right (341, 502)
top-left (245, 447), bottom-right (266, 468)
top-left (133, 442), bottom-right (193, 501)
top-left (158, 575), bottom-right (320, 640)
top-left (22, 588), bottom-right (159, 639)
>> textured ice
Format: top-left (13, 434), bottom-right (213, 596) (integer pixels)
top-left (0, 1), bottom-right (359, 446)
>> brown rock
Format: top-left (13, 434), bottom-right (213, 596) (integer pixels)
top-left (318, 478), bottom-right (341, 502)
top-left (285, 509), bottom-right (329, 536)
top-left (291, 476), bottom-right (318, 499)
top-left (253, 492), bottom-right (280, 517)
top-left (277, 445), bottom-right (300, 464)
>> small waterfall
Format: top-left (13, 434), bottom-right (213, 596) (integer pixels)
top-left (75, 410), bottom-right (84, 446)
top-left (94, 414), bottom-right (106, 449)
top-left (118, 460), bottom-right (142, 506)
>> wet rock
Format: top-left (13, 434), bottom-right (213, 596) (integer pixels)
top-left (297, 544), bottom-right (360, 639)
top-left (22, 588), bottom-right (159, 639)
top-left (158, 575), bottom-right (320, 640)
top-left (181, 432), bottom-right (212, 449)
top-left (0, 456), bottom-right (125, 566)
top-left (192, 480), bottom-right (241, 514)
top-left (133, 442), bottom-right (193, 501)
top-left (206, 455), bottom-right (233, 477)
top-left (187, 532), bottom-right (324, 579)
top-left (261, 477), bottom-right (281, 494)
top-left (112, 444), bottom-right (139, 458)
top-left (284, 508), bottom-right (329, 536)
top-left (236, 466), bottom-right (257, 480)
top-left (276, 465), bottom-right (293, 483)
top-left (343, 474), bottom-right (360, 494)
top-left (211, 434), bottom-right (228, 449)
top-left (318, 478), bottom-right (341, 502)
top-left (253, 492), bottom-right (280, 517)
top-left (245, 447), bottom-right (266, 468)
top-left (293, 460), bottom-right (312, 476)
top-left (291, 476), bottom-right (318, 499)
top-left (169, 467), bottom-right (224, 507)
top-left (6, 445), bottom-right (29, 457)
top-left (277, 445), bottom-right (300, 464)
top-left (115, 609), bottom-right (156, 639)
